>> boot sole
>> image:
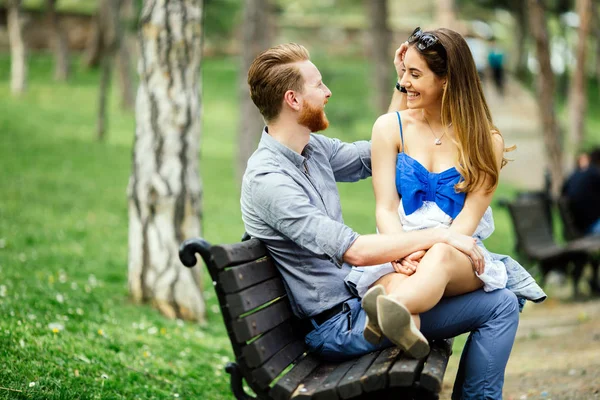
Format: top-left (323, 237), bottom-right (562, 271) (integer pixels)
top-left (377, 296), bottom-right (430, 359)
top-left (361, 285), bottom-right (386, 345)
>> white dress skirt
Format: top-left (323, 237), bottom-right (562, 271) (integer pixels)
top-left (345, 201), bottom-right (508, 299)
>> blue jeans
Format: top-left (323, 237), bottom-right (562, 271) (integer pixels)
top-left (304, 289), bottom-right (519, 400)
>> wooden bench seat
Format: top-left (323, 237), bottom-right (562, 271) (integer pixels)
top-left (179, 237), bottom-right (453, 400)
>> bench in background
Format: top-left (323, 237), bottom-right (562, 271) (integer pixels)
top-left (179, 236), bottom-right (454, 400)
top-left (501, 194), bottom-right (592, 298)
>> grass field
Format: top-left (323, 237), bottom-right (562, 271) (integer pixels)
top-left (0, 52), bottom-right (595, 399)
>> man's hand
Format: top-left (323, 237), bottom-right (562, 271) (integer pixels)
top-left (393, 41), bottom-right (410, 79)
top-left (444, 231), bottom-right (485, 275)
top-left (391, 250), bottom-right (426, 276)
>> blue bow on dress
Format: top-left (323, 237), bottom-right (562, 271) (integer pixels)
top-left (396, 153), bottom-right (466, 219)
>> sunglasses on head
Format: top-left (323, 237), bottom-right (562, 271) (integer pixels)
top-left (408, 27), bottom-right (446, 56)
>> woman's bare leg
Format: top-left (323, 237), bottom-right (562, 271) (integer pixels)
top-left (378, 243), bottom-right (483, 315)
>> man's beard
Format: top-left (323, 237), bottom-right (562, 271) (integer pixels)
top-left (298, 100), bottom-right (329, 132)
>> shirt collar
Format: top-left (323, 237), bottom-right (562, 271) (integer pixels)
top-left (260, 127), bottom-right (314, 168)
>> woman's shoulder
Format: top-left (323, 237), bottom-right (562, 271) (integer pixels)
top-left (373, 109), bottom-right (419, 131)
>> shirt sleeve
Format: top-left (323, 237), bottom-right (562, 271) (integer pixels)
top-left (312, 134), bottom-right (372, 182)
top-left (250, 172), bottom-right (359, 264)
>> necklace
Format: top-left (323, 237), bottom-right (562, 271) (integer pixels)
top-left (422, 111), bottom-right (447, 146)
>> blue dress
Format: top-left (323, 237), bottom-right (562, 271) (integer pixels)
top-left (345, 112), bottom-right (546, 309)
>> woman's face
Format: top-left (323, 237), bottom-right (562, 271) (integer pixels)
top-left (399, 46), bottom-right (445, 110)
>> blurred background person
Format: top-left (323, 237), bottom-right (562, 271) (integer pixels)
top-left (562, 148), bottom-right (600, 235)
top-left (487, 38), bottom-right (505, 96)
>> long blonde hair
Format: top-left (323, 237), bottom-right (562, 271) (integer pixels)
top-left (413, 28), bottom-right (511, 193)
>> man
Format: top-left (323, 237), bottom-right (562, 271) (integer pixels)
top-left (241, 43), bottom-right (519, 399)
top-left (562, 148), bottom-right (600, 235)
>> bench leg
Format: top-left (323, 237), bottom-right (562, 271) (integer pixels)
top-left (225, 362), bottom-right (256, 400)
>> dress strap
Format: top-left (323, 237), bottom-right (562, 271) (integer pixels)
top-left (395, 111), bottom-right (404, 152)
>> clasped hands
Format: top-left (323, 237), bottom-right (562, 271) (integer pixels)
top-left (392, 232), bottom-right (485, 276)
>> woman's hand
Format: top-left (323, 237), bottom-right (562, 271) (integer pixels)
top-left (392, 250), bottom-right (426, 276)
top-left (393, 41), bottom-right (409, 79)
top-left (444, 231), bottom-right (485, 275)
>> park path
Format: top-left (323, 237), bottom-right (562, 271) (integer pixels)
top-left (484, 76), bottom-right (547, 191)
top-left (440, 295), bottom-right (600, 400)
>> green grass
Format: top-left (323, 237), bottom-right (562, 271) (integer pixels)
top-left (0, 51), bottom-right (595, 399)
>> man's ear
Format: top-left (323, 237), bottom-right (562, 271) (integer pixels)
top-left (283, 90), bottom-right (301, 111)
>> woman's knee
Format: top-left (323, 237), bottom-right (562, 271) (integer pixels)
top-left (425, 243), bottom-right (454, 265)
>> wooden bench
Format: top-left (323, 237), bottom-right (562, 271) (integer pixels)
top-left (179, 236), bottom-right (454, 400)
top-left (501, 194), bottom-right (589, 297)
top-left (557, 196), bottom-right (600, 293)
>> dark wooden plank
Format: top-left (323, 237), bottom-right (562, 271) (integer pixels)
top-left (361, 346), bottom-right (402, 392)
top-left (337, 351), bottom-right (380, 399)
top-left (420, 340), bottom-right (453, 394)
top-left (225, 277), bottom-right (286, 318)
top-left (270, 355), bottom-right (321, 400)
top-left (313, 359), bottom-right (357, 400)
top-left (212, 238), bottom-right (268, 269)
top-left (388, 352), bottom-right (424, 388)
top-left (231, 299), bottom-right (293, 343)
top-left (251, 340), bottom-right (307, 389)
top-left (242, 321), bottom-right (296, 368)
top-left (288, 363), bottom-right (338, 399)
top-left (219, 257), bottom-right (278, 293)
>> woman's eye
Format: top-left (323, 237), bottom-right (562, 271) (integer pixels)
top-left (411, 74), bottom-right (419, 78)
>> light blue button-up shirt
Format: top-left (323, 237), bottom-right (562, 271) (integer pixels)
top-left (241, 130), bottom-right (372, 319)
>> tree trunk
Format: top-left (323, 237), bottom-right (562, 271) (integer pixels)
top-left (84, 13), bottom-right (103, 68)
top-left (116, 0), bottom-right (135, 111)
top-left (236, 0), bottom-right (272, 183)
top-left (46, 0), bottom-right (69, 81)
top-left (593, 6), bottom-right (600, 94)
top-left (365, 0), bottom-right (391, 115)
top-left (528, 0), bottom-right (564, 198)
top-left (97, 55), bottom-right (113, 141)
top-left (7, 0), bottom-right (27, 94)
top-left (436, 0), bottom-right (457, 29)
top-left (96, 0), bottom-right (121, 140)
top-left (128, 0), bottom-right (205, 322)
top-left (512, 0), bottom-right (529, 80)
top-left (568, 0), bottom-right (592, 160)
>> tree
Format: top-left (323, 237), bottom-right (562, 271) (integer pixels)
top-left (46, 0), bottom-right (69, 81)
top-left (96, 0), bottom-right (121, 141)
top-left (365, 0), bottom-right (391, 115)
top-left (436, 0), bottom-right (458, 29)
top-left (115, 0), bottom-right (135, 111)
top-left (528, 0), bottom-right (564, 197)
top-left (236, 0), bottom-right (273, 182)
top-left (592, 6), bottom-right (600, 97)
top-left (568, 0), bottom-right (592, 159)
top-left (128, 0), bottom-right (206, 322)
top-left (7, 0), bottom-right (27, 94)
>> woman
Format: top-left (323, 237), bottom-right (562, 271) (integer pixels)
top-left (351, 28), bottom-right (546, 359)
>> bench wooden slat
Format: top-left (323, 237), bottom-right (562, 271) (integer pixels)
top-left (361, 346), bottom-right (402, 392)
top-left (388, 355), bottom-right (424, 388)
top-left (242, 321), bottom-right (297, 368)
top-left (337, 351), bottom-right (380, 399)
top-left (219, 257), bottom-right (278, 293)
top-left (212, 238), bottom-right (268, 269)
top-left (252, 340), bottom-right (307, 389)
top-left (420, 340), bottom-right (453, 394)
top-left (288, 362), bottom-right (339, 399)
top-left (232, 299), bottom-right (293, 343)
top-left (312, 359), bottom-right (357, 400)
top-left (270, 355), bottom-right (321, 400)
top-left (225, 277), bottom-right (286, 319)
